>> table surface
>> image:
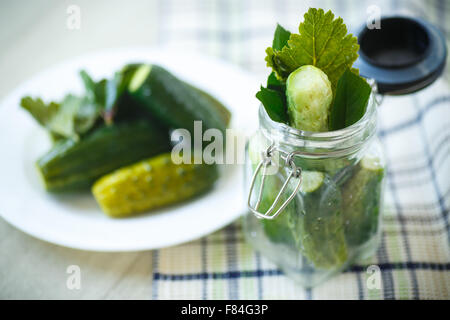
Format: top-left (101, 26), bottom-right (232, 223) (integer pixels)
top-left (1, 0), bottom-right (449, 299)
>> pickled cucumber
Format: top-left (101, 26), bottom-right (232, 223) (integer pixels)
top-left (92, 153), bottom-right (218, 217)
top-left (36, 120), bottom-right (171, 192)
top-left (258, 173), bottom-right (297, 244)
top-left (184, 82), bottom-right (232, 128)
top-left (129, 64), bottom-right (229, 135)
top-left (341, 156), bottom-right (385, 246)
top-left (247, 137), bottom-right (293, 242)
top-left (286, 65), bottom-right (333, 132)
top-left (299, 171), bottom-right (325, 193)
top-left (287, 172), bottom-right (348, 269)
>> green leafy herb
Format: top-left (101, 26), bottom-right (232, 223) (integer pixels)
top-left (256, 72), bottom-right (288, 123)
top-left (329, 69), bottom-right (371, 130)
top-left (103, 73), bottom-right (121, 124)
top-left (256, 86), bottom-right (288, 123)
top-left (20, 94), bottom-right (99, 141)
top-left (79, 70), bottom-right (119, 124)
top-left (256, 24), bottom-right (291, 123)
top-left (267, 72), bottom-right (285, 91)
top-left (272, 24), bottom-right (291, 51)
top-left (21, 64), bottom-right (145, 140)
top-left (266, 8), bottom-right (359, 89)
top-left (79, 64), bottom-right (142, 124)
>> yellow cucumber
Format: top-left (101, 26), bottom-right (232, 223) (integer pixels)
top-left (92, 153), bottom-right (218, 217)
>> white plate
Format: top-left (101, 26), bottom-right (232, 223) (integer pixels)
top-left (0, 47), bottom-right (260, 251)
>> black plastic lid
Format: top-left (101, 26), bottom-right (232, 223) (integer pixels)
top-left (353, 16), bottom-right (447, 95)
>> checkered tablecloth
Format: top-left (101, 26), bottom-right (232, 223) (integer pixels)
top-left (150, 0), bottom-right (450, 299)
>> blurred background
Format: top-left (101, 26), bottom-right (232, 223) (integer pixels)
top-left (0, 0), bottom-right (449, 101)
top-left (1, 0), bottom-right (449, 299)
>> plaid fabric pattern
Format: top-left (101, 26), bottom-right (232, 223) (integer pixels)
top-left (151, 0), bottom-right (450, 299)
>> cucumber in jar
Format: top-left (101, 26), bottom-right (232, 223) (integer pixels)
top-left (247, 136), bottom-right (295, 243)
top-left (287, 171), bottom-right (348, 269)
top-left (284, 65), bottom-right (354, 175)
top-left (341, 156), bottom-right (385, 246)
top-left (248, 136), bottom-right (348, 267)
top-left (258, 173), bottom-right (297, 244)
top-left (286, 65), bottom-right (333, 132)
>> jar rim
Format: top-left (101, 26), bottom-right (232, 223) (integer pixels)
top-left (258, 93), bottom-right (378, 158)
top-left (259, 93), bottom-right (377, 142)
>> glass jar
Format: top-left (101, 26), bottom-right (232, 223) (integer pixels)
top-left (244, 94), bottom-right (386, 287)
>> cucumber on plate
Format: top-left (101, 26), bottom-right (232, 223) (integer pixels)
top-left (92, 153), bottom-right (219, 217)
top-left (128, 64), bottom-right (231, 134)
top-left (36, 120), bottom-right (171, 192)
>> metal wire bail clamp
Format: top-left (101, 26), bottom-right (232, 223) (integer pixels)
top-left (247, 143), bottom-right (303, 220)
